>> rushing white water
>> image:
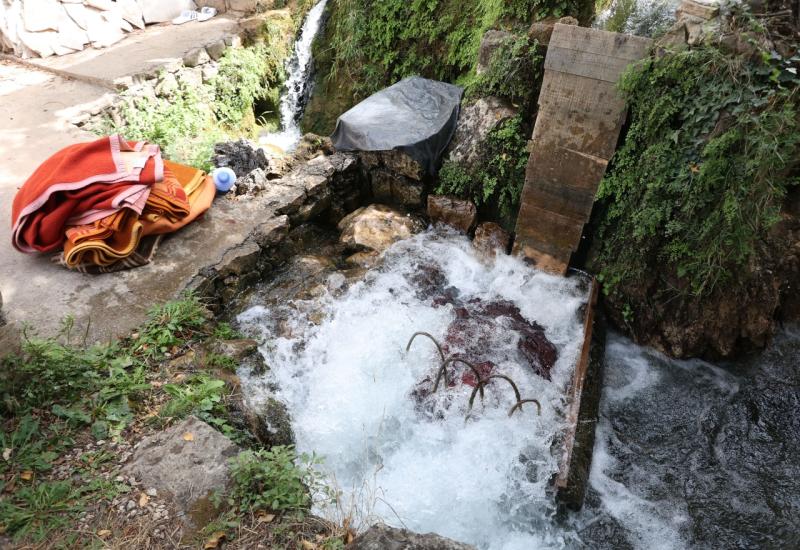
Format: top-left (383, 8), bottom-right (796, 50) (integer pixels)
top-left (594, 0), bottom-right (681, 37)
top-left (259, 0), bottom-right (328, 153)
top-left (238, 229), bottom-right (590, 549)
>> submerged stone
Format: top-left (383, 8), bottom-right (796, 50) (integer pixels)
top-left (472, 221), bottom-right (510, 258)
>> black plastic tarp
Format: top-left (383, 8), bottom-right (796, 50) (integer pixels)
top-left (330, 76), bottom-right (463, 175)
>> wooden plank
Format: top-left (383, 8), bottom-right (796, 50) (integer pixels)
top-left (525, 139), bottom-right (610, 191)
top-left (530, 107), bottom-right (623, 160)
top-left (520, 179), bottom-right (597, 221)
top-left (511, 241), bottom-right (569, 275)
top-left (538, 71), bottom-right (627, 116)
top-left (513, 205), bottom-right (585, 252)
top-left (548, 23), bottom-right (652, 61)
top-left (544, 45), bottom-right (643, 83)
top-left (515, 25), bottom-right (652, 273)
top-left (555, 278), bottom-right (605, 509)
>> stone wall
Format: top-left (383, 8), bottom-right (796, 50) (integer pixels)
top-left (72, 30), bottom-right (244, 130)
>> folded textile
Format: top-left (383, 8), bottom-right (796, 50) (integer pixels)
top-left (59, 160), bottom-right (214, 271)
top-left (140, 161), bottom-right (215, 236)
top-left (12, 135), bottom-right (163, 253)
top-left (63, 208), bottom-right (143, 268)
top-left (52, 235), bottom-right (164, 274)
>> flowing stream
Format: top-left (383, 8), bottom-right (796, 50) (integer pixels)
top-left (594, 0), bottom-right (681, 37)
top-left (233, 228), bottom-right (800, 549)
top-left (259, 0), bottom-right (328, 153)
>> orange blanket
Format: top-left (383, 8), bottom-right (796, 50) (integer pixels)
top-left (62, 161), bottom-right (214, 268)
top-left (12, 136), bottom-right (163, 253)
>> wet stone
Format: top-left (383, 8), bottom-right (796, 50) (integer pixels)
top-left (472, 222), bottom-right (511, 259)
top-left (427, 195), bottom-right (477, 234)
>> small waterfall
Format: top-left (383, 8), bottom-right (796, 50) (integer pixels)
top-left (594, 0), bottom-right (681, 37)
top-left (260, 0), bottom-right (328, 154)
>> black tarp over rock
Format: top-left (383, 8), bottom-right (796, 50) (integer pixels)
top-left (330, 77), bottom-right (463, 175)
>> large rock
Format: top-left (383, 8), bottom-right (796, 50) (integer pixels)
top-left (427, 195), bottom-right (477, 234)
top-left (445, 97), bottom-right (519, 172)
top-left (227, 0), bottom-right (258, 11)
top-left (22, 0), bottom-right (60, 32)
top-left (348, 524), bottom-right (476, 550)
top-left (476, 29), bottom-right (513, 74)
top-left (472, 222), bottom-right (510, 258)
top-left (338, 204), bottom-right (425, 253)
top-left (213, 139), bottom-right (270, 179)
top-left (371, 169), bottom-right (424, 209)
top-left (123, 416), bottom-right (240, 527)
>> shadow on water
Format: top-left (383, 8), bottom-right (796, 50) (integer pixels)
top-left (575, 327), bottom-right (800, 549)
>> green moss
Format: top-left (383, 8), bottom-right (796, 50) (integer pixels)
top-left (304, 0), bottom-right (589, 135)
top-left (593, 40), bottom-right (800, 301)
top-left (98, 14), bottom-right (297, 170)
top-left (467, 33), bottom-right (543, 106)
top-left (436, 114), bottom-right (530, 228)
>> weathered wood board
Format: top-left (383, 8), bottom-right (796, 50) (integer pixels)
top-left (514, 24), bottom-right (652, 274)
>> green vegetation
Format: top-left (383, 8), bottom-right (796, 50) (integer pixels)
top-left (0, 294), bottom-right (262, 543)
top-left (594, 38), bottom-right (800, 305)
top-left (466, 34), bottom-right (543, 105)
top-left (227, 446), bottom-right (328, 513)
top-left (100, 15), bottom-right (298, 170)
top-left (436, 114), bottom-right (530, 226)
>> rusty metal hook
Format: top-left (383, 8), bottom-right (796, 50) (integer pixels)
top-left (406, 332), bottom-right (445, 363)
top-left (465, 374), bottom-right (523, 418)
top-left (508, 398), bottom-right (541, 417)
top-left (433, 357), bottom-right (486, 400)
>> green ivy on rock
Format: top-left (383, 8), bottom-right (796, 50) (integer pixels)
top-left (594, 44), bottom-right (800, 300)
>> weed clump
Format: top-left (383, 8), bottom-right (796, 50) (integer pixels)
top-left (227, 446), bottom-right (328, 513)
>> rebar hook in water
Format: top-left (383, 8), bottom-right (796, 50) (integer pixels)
top-left (406, 332), bottom-right (446, 363)
top-left (433, 357), bottom-right (486, 400)
top-left (465, 374), bottom-right (523, 419)
top-left (508, 398), bottom-right (541, 417)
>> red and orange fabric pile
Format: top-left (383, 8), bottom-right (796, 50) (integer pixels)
top-left (11, 135), bottom-right (216, 273)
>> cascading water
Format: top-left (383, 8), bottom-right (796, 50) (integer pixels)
top-left (237, 228), bottom-right (591, 549)
top-left (259, 0), bottom-right (328, 153)
top-left (594, 0), bottom-right (681, 37)
top-left (233, 227), bottom-right (800, 549)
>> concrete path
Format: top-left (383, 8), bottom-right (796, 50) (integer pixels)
top-left (0, 15), bottom-right (281, 345)
top-left (27, 16), bottom-right (241, 88)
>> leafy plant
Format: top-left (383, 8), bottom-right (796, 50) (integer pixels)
top-left (160, 374), bottom-right (227, 421)
top-left (207, 353), bottom-right (239, 372)
top-left (0, 480), bottom-right (82, 542)
top-left (594, 42), bottom-right (800, 301)
top-left (132, 294), bottom-right (208, 359)
top-left (227, 446), bottom-right (328, 513)
top-left (436, 114), bottom-right (530, 226)
top-left (213, 322), bottom-right (243, 340)
top-left (468, 34), bottom-right (543, 104)
top-left (0, 416), bottom-right (59, 476)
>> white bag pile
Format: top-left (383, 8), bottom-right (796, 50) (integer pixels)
top-left (0, 0), bottom-right (198, 58)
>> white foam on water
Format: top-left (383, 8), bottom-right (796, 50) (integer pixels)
top-left (238, 229), bottom-right (590, 549)
top-left (585, 337), bottom-right (690, 550)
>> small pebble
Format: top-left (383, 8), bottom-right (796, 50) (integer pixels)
top-left (146, 488), bottom-right (158, 497)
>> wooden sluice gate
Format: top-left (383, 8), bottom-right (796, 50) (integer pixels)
top-left (512, 24), bottom-right (652, 508)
